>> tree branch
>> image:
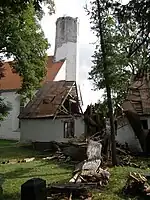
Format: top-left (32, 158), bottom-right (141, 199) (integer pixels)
top-left (128, 33), bottom-right (149, 57)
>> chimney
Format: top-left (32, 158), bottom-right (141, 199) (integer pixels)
top-left (54, 17), bottom-right (78, 82)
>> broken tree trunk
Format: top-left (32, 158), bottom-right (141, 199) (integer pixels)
top-left (95, 0), bottom-right (117, 166)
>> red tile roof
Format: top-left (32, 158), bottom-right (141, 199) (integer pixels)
top-left (0, 56), bottom-right (64, 90)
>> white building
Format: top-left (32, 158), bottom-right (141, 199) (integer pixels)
top-left (116, 72), bottom-right (150, 153)
top-left (0, 16), bottom-right (84, 141)
top-left (19, 81), bottom-right (84, 143)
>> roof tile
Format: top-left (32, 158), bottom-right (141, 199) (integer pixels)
top-left (0, 56), bottom-right (64, 90)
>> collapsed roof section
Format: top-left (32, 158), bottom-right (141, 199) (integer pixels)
top-left (19, 80), bottom-right (83, 119)
top-left (122, 71), bottom-right (150, 115)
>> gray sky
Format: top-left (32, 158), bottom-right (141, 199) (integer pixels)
top-left (41, 0), bottom-right (129, 110)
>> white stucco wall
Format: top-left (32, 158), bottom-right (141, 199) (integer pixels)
top-left (54, 17), bottom-right (78, 82)
top-left (20, 117), bottom-right (84, 143)
top-left (116, 117), bottom-right (142, 152)
top-left (55, 42), bottom-right (77, 81)
top-left (75, 117), bottom-right (85, 137)
top-left (0, 91), bottom-right (20, 140)
top-left (54, 61), bottom-right (66, 81)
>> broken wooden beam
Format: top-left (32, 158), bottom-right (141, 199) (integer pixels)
top-left (47, 182), bottom-right (98, 197)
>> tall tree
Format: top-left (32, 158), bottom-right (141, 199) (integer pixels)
top-left (88, 0), bottom-right (150, 107)
top-left (0, 1), bottom-right (54, 117)
top-left (0, 4), bottom-right (48, 100)
top-left (86, 0), bottom-right (118, 165)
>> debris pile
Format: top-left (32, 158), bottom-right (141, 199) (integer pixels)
top-left (70, 140), bottom-right (110, 186)
top-left (47, 140), bottom-right (110, 199)
top-left (1, 157), bottom-right (35, 165)
top-left (123, 172), bottom-right (150, 198)
top-left (47, 183), bottom-right (93, 200)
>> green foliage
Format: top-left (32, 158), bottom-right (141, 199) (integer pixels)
top-left (0, 0), bottom-right (55, 16)
top-left (115, 0), bottom-right (150, 60)
top-left (86, 1), bottom-right (130, 106)
top-left (0, 98), bottom-right (12, 121)
top-left (0, 0), bottom-right (54, 119)
top-left (0, 4), bottom-right (48, 100)
top-left (0, 140), bottom-right (72, 200)
top-left (87, 0), bottom-right (150, 107)
top-left (93, 100), bottom-right (108, 118)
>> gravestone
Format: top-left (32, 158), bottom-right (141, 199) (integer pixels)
top-left (21, 178), bottom-right (46, 200)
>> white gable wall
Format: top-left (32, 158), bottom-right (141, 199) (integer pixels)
top-left (20, 117), bottom-right (84, 143)
top-left (116, 116), bottom-right (142, 152)
top-left (75, 117), bottom-right (84, 137)
top-left (0, 91), bottom-right (20, 140)
top-left (54, 42), bottom-right (77, 81)
top-left (54, 61), bottom-right (66, 81)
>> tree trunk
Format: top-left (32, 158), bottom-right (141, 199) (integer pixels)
top-left (96, 0), bottom-right (118, 165)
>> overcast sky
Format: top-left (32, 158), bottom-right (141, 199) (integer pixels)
top-left (41, 0), bottom-right (129, 110)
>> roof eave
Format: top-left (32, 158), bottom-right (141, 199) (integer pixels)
top-left (19, 113), bottom-right (83, 120)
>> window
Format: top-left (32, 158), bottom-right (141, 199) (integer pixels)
top-left (64, 120), bottom-right (74, 138)
top-left (141, 120), bottom-right (148, 130)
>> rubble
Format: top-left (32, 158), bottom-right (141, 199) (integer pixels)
top-left (47, 183), bottom-right (93, 200)
top-left (1, 157), bottom-right (35, 165)
top-left (62, 144), bottom-right (87, 161)
top-left (70, 139), bottom-right (110, 186)
top-left (47, 139), bottom-right (110, 199)
top-left (123, 172), bottom-right (150, 198)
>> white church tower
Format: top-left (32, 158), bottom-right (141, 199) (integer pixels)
top-left (54, 16), bottom-right (78, 82)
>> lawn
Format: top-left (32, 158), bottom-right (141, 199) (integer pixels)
top-left (0, 140), bottom-right (150, 200)
top-left (0, 140), bottom-right (73, 200)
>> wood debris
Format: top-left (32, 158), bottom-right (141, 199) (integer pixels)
top-left (1, 157), bottom-right (35, 165)
top-left (123, 172), bottom-right (150, 197)
top-left (70, 140), bottom-right (110, 186)
top-left (47, 183), bottom-right (93, 200)
top-left (47, 140), bottom-right (110, 199)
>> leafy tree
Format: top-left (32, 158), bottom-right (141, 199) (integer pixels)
top-left (86, 0), bottom-right (119, 165)
top-left (0, 0), bottom-right (55, 16)
top-left (87, 2), bottom-right (131, 106)
top-left (87, 0), bottom-right (150, 164)
top-left (116, 0), bottom-right (150, 60)
top-left (0, 0), bottom-right (54, 118)
top-left (0, 98), bottom-right (12, 121)
top-left (88, 0), bottom-right (150, 107)
top-left (0, 4), bottom-right (48, 100)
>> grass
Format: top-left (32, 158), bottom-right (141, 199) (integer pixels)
top-left (0, 140), bottom-right (150, 200)
top-left (0, 140), bottom-right (73, 200)
top-left (0, 140), bottom-right (40, 161)
top-left (93, 166), bottom-right (150, 200)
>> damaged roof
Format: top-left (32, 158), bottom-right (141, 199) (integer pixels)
top-left (122, 71), bottom-right (150, 115)
top-left (19, 81), bottom-right (82, 119)
top-left (0, 56), bottom-right (64, 90)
